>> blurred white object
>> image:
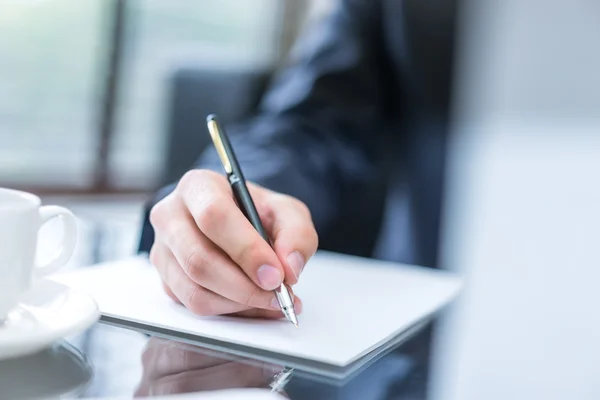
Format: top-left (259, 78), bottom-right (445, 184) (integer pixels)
top-left (0, 188), bottom-right (77, 319)
top-left (0, 279), bottom-right (99, 360)
top-left (432, 0), bottom-right (600, 399)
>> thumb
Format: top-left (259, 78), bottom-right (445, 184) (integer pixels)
top-left (261, 194), bottom-right (318, 285)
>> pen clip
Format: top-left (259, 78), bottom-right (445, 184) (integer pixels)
top-left (207, 117), bottom-right (233, 174)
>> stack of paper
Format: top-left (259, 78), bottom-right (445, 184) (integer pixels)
top-left (54, 252), bottom-right (461, 378)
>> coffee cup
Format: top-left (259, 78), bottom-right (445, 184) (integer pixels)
top-left (0, 188), bottom-right (77, 320)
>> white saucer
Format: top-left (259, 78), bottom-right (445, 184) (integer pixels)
top-left (0, 341), bottom-right (93, 398)
top-left (0, 279), bottom-right (99, 360)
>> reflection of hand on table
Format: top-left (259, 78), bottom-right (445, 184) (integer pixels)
top-left (134, 337), bottom-right (289, 397)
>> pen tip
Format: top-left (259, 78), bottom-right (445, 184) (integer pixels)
top-left (206, 114), bottom-right (217, 123)
top-left (288, 313), bottom-right (299, 328)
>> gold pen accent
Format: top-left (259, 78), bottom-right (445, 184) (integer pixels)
top-left (207, 119), bottom-right (233, 174)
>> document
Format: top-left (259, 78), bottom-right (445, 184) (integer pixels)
top-left (54, 252), bottom-right (460, 378)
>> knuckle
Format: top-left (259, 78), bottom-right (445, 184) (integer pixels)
top-left (183, 250), bottom-right (207, 281)
top-left (234, 241), bottom-right (262, 267)
top-left (188, 288), bottom-right (218, 316)
top-left (294, 198), bottom-right (312, 216)
top-left (179, 169), bottom-right (201, 187)
top-left (165, 222), bottom-right (192, 250)
top-left (278, 194), bottom-right (310, 216)
top-left (297, 224), bottom-right (315, 240)
top-left (196, 200), bottom-right (227, 233)
top-left (302, 225), bottom-right (319, 251)
top-left (149, 200), bottom-right (167, 229)
top-left (186, 286), bottom-right (208, 315)
top-left (179, 169), bottom-right (221, 191)
top-left (149, 192), bottom-right (179, 230)
top-left (276, 194), bottom-right (313, 219)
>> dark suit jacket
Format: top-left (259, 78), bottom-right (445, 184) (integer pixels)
top-left (140, 0), bottom-right (457, 268)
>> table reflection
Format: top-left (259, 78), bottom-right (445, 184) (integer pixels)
top-left (39, 217), bottom-right (436, 399)
top-left (135, 337), bottom-right (288, 397)
top-left (128, 327), bottom-right (432, 400)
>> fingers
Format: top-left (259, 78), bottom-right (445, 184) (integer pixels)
top-left (150, 239), bottom-right (303, 318)
top-left (179, 170), bottom-right (285, 291)
top-left (255, 189), bottom-right (318, 285)
top-left (151, 242), bottom-right (256, 315)
top-left (161, 281), bottom-right (179, 304)
top-left (150, 169), bottom-right (315, 320)
top-left (152, 195), bottom-right (277, 311)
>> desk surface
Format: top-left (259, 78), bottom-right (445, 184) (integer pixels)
top-left (2, 317), bottom-right (435, 399)
top-left (3, 197), bottom-right (600, 399)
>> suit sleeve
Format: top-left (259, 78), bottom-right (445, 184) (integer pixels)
top-left (139, 0), bottom-right (387, 252)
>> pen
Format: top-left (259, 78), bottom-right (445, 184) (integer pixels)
top-left (206, 114), bottom-right (299, 327)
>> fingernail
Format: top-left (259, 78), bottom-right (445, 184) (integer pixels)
top-left (257, 265), bottom-right (282, 290)
top-left (287, 251), bottom-right (305, 280)
top-left (270, 296), bottom-right (281, 310)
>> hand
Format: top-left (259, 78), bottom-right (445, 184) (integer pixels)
top-left (134, 337), bottom-right (288, 397)
top-left (149, 169), bottom-right (318, 318)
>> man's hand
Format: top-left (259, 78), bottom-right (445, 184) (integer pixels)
top-left (149, 169), bottom-right (318, 318)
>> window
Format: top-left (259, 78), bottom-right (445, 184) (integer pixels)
top-left (109, 0), bottom-right (286, 189)
top-left (0, 0), bottom-right (313, 192)
top-left (0, 0), bottom-right (106, 188)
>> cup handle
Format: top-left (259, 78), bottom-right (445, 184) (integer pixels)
top-left (34, 206), bottom-right (78, 278)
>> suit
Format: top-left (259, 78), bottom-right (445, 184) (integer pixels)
top-left (140, 0), bottom-right (457, 268)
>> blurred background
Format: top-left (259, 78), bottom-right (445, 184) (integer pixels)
top-left (0, 0), bottom-right (331, 192)
top-left (1, 0), bottom-right (333, 259)
top-left (4, 2), bottom-right (600, 397)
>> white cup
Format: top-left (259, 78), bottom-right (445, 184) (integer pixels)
top-left (0, 188), bottom-right (77, 320)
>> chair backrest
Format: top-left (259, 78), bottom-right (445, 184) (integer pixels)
top-left (162, 68), bottom-right (272, 184)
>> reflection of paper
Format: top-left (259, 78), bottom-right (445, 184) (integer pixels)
top-left (181, 389), bottom-right (286, 400)
top-left (87, 388), bottom-right (285, 400)
top-left (54, 252), bottom-right (461, 367)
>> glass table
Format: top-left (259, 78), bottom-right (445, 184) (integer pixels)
top-left (0, 200), bottom-right (435, 399)
top-left (0, 321), bottom-right (433, 399)
top-left (7, 198), bottom-right (598, 399)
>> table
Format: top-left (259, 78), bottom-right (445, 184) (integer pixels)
top-left (0, 199), bottom-right (434, 399)
top-left (1, 321), bottom-right (434, 399)
top-left (6, 196), bottom-right (599, 399)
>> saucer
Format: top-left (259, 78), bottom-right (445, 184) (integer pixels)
top-left (0, 279), bottom-right (99, 360)
top-left (0, 341), bottom-right (93, 398)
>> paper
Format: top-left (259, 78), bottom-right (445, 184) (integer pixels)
top-left (54, 252), bottom-right (460, 370)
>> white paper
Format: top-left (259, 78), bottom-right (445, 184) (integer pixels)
top-left (54, 251), bottom-right (461, 367)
